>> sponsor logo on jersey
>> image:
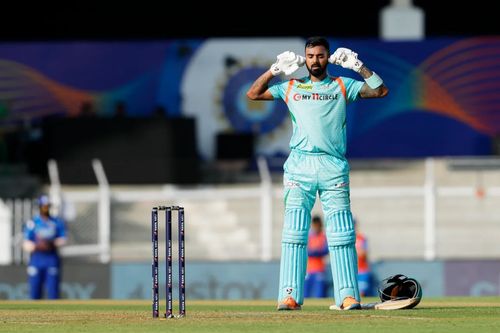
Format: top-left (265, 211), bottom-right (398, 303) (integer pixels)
top-left (292, 93), bottom-right (339, 101)
top-left (296, 83), bottom-right (313, 90)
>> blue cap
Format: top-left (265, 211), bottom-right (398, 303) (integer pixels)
top-left (38, 195), bottom-right (50, 206)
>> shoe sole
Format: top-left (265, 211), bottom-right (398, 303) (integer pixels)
top-left (343, 303), bottom-right (361, 310)
top-left (277, 304), bottom-right (302, 311)
top-left (329, 303), bottom-right (361, 311)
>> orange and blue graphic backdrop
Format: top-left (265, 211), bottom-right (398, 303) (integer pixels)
top-left (0, 38), bottom-right (498, 158)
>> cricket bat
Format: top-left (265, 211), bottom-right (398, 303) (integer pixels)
top-left (362, 297), bottom-right (420, 310)
top-left (330, 297), bottom-right (420, 311)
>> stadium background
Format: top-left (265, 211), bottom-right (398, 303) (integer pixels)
top-left (1, 1), bottom-right (500, 300)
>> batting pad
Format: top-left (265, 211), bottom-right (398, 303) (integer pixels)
top-left (326, 210), bottom-right (360, 307)
top-left (278, 209), bottom-right (310, 304)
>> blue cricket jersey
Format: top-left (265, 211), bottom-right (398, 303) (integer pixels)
top-left (24, 215), bottom-right (66, 266)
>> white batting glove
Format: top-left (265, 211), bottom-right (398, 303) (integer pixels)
top-left (296, 55), bottom-right (305, 66)
top-left (329, 47), bottom-right (363, 73)
top-left (270, 51), bottom-right (305, 76)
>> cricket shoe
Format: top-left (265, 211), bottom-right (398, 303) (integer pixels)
top-left (329, 296), bottom-right (361, 310)
top-left (277, 296), bottom-right (302, 310)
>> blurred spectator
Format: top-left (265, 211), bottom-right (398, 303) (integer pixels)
top-left (23, 195), bottom-right (67, 299)
top-left (354, 217), bottom-right (373, 297)
top-left (304, 215), bottom-right (329, 298)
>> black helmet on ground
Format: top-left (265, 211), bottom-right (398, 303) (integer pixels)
top-left (378, 274), bottom-right (422, 309)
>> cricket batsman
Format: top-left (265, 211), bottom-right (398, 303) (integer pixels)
top-left (246, 36), bottom-right (388, 310)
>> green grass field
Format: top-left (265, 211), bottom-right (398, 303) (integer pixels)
top-left (2, 297), bottom-right (500, 333)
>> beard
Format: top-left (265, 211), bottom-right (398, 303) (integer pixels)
top-left (307, 63), bottom-right (326, 77)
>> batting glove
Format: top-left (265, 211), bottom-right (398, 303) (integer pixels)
top-left (329, 47), bottom-right (363, 73)
top-left (270, 51), bottom-right (305, 76)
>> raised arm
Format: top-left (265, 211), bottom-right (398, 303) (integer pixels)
top-left (329, 47), bottom-right (389, 99)
top-left (247, 51), bottom-right (305, 101)
top-left (246, 70), bottom-right (275, 101)
top-left (357, 65), bottom-right (389, 98)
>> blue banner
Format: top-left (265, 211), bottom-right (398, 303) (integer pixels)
top-left (1, 38), bottom-right (498, 159)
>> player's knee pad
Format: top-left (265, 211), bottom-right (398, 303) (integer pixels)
top-left (326, 210), bottom-right (355, 246)
top-left (327, 229), bottom-right (355, 247)
top-left (282, 209), bottom-right (309, 245)
top-left (282, 227), bottom-right (308, 245)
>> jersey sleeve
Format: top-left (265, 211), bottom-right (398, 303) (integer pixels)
top-left (23, 219), bottom-right (36, 241)
top-left (55, 219), bottom-right (67, 239)
top-left (341, 77), bottom-right (364, 103)
top-left (268, 80), bottom-right (289, 100)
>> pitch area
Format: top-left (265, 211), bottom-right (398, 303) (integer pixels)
top-left (1, 297), bottom-right (499, 333)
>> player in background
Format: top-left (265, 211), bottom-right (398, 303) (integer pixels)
top-left (304, 215), bottom-right (329, 298)
top-left (355, 217), bottom-right (373, 297)
top-left (23, 195), bottom-right (67, 299)
top-left (247, 36), bottom-right (388, 310)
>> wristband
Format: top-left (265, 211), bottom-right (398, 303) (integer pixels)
top-left (365, 71), bottom-right (383, 89)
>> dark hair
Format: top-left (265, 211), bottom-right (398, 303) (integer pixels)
top-left (312, 215), bottom-right (322, 223)
top-left (305, 36), bottom-right (330, 52)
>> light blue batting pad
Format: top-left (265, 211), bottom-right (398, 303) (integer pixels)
top-left (278, 209), bottom-right (310, 304)
top-left (326, 210), bottom-right (360, 307)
